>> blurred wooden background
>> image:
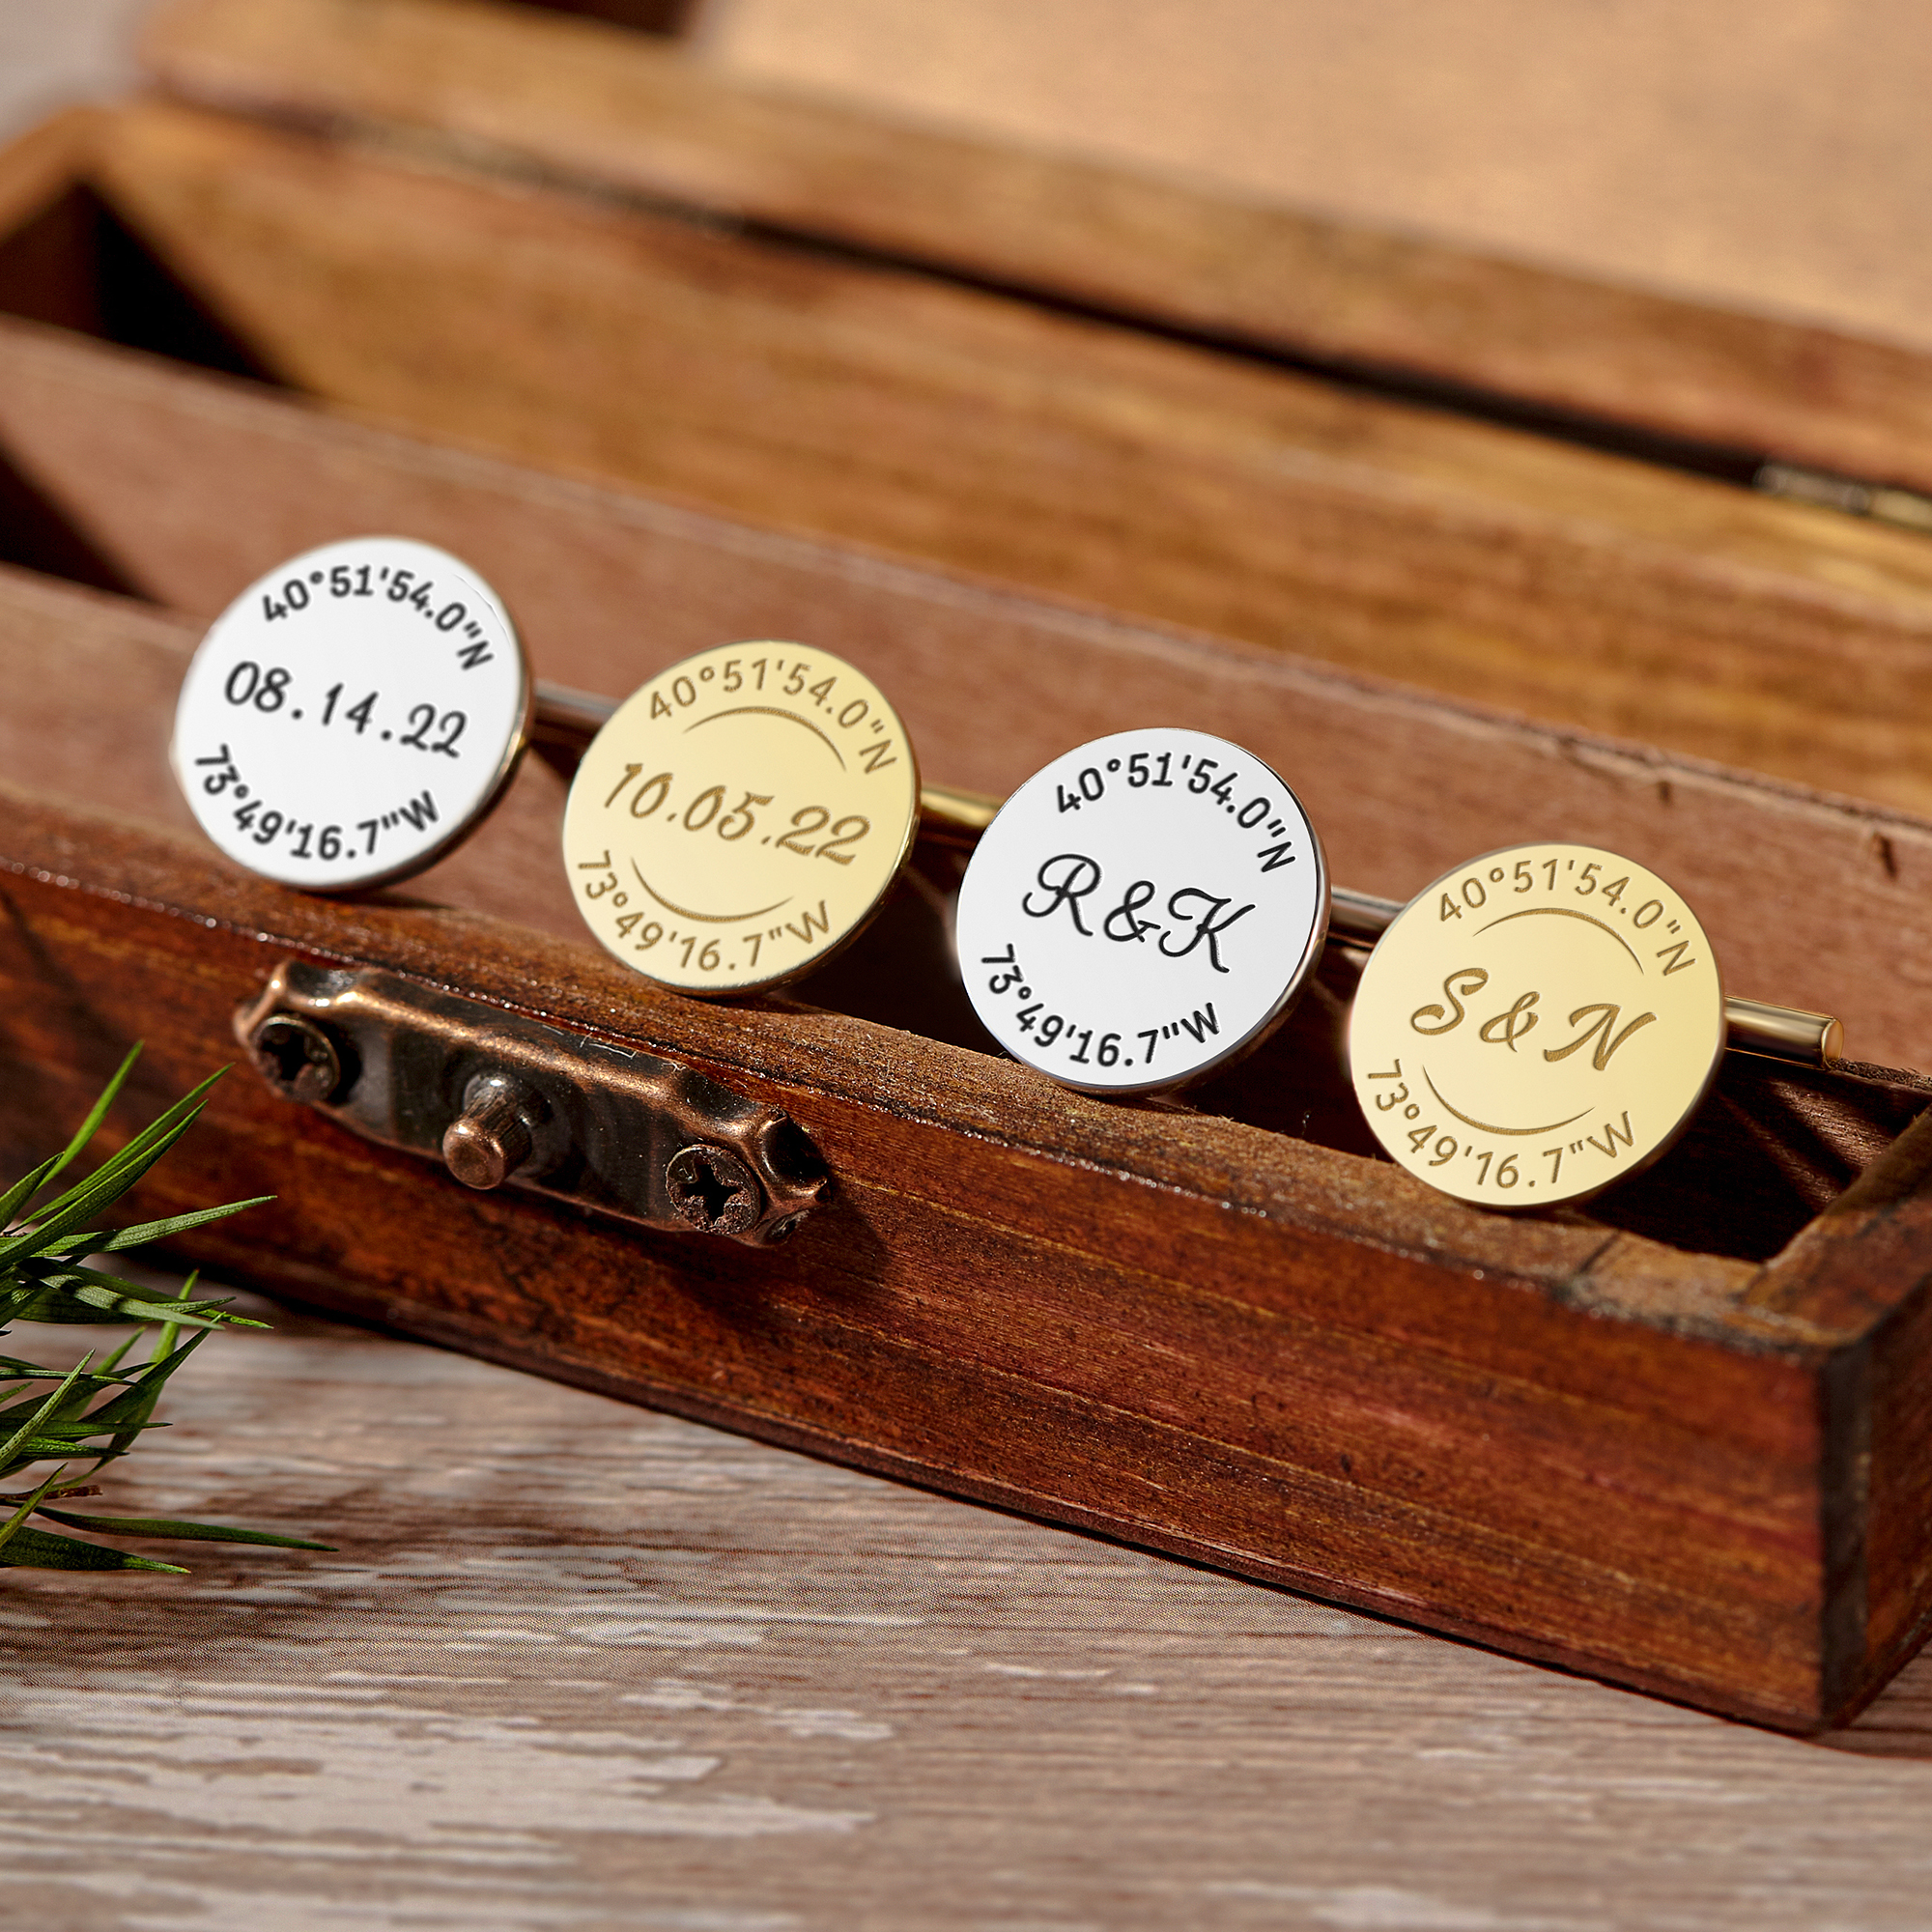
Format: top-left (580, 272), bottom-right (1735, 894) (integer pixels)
top-left (706, 0), bottom-right (1931, 354)
top-left (12, 0), bottom-right (1931, 353)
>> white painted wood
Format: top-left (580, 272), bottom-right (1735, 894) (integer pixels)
top-left (4, 1293), bottom-right (1930, 1928)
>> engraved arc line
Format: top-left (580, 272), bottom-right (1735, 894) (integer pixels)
top-left (1420, 1066), bottom-right (1592, 1139)
top-left (1474, 903), bottom-right (1643, 969)
top-left (686, 705), bottom-right (847, 768)
top-left (630, 860), bottom-right (791, 924)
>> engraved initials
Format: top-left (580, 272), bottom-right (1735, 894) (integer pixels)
top-left (1102, 879), bottom-right (1159, 943)
top-left (1411, 970), bottom-right (1653, 1075)
top-left (1411, 968), bottom-right (1489, 1035)
top-left (1022, 853), bottom-right (1102, 934)
top-left (1158, 890), bottom-right (1254, 974)
top-left (1478, 992), bottom-right (1540, 1051)
top-left (1542, 1004), bottom-right (1657, 1071)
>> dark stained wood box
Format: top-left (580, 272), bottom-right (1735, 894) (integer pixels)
top-left (7, 0), bottom-right (1932, 1732)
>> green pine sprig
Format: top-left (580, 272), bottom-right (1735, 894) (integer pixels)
top-left (0, 1045), bottom-right (331, 1574)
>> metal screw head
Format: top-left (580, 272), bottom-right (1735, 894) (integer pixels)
top-left (665, 1144), bottom-right (763, 1236)
top-left (249, 1013), bottom-right (342, 1105)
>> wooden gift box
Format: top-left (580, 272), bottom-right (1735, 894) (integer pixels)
top-left (6, 0), bottom-right (1932, 1731)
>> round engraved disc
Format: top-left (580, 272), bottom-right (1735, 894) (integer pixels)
top-left (1348, 843), bottom-right (1725, 1207)
top-left (561, 643), bottom-right (920, 995)
top-left (954, 729), bottom-right (1328, 1094)
top-left (171, 536), bottom-right (530, 892)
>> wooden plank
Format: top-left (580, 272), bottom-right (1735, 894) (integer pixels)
top-left (33, 103), bottom-right (1932, 824)
top-left (5, 1297), bottom-right (1932, 1924)
top-left (0, 108), bottom-right (104, 341)
top-left (708, 0), bottom-right (1932, 383)
top-left (140, 0), bottom-right (1932, 497)
top-left (6, 338), bottom-right (1932, 1067)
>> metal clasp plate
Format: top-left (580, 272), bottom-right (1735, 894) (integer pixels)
top-left (235, 960), bottom-right (829, 1246)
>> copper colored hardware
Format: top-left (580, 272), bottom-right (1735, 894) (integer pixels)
top-left (247, 1011), bottom-right (344, 1104)
top-left (441, 1073), bottom-right (537, 1190)
top-left (236, 959), bottom-right (829, 1245)
top-left (665, 1144), bottom-right (763, 1236)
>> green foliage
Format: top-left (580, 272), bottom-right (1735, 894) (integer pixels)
top-left (0, 1045), bottom-right (331, 1573)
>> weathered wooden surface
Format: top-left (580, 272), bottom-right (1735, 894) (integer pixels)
top-left (1746, 1108), bottom-right (1932, 1701)
top-left (0, 104), bottom-right (97, 232)
top-left (8, 1292), bottom-right (1932, 1931)
top-left (15, 104), bottom-right (1932, 813)
top-left (143, 0), bottom-right (1932, 498)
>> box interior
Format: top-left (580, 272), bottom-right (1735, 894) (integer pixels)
top-left (1, 122), bottom-right (1929, 1276)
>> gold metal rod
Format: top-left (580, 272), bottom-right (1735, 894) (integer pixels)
top-left (531, 684), bottom-right (1843, 1067)
top-left (1328, 888), bottom-right (1402, 948)
top-left (1719, 998), bottom-right (1843, 1068)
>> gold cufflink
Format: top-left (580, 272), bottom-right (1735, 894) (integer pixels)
top-left (557, 641), bottom-right (925, 994)
top-left (1342, 844), bottom-right (1837, 1207)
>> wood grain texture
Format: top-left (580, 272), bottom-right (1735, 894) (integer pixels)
top-left (1, 770), bottom-right (1929, 1727)
top-left (8, 1294), bottom-right (1932, 1930)
top-left (1746, 1108), bottom-right (1932, 1712)
top-left (8, 341), bottom-right (1932, 1066)
top-left (18, 103), bottom-right (1932, 816)
top-left (708, 0), bottom-right (1932, 378)
top-left (138, 0), bottom-right (1932, 498)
